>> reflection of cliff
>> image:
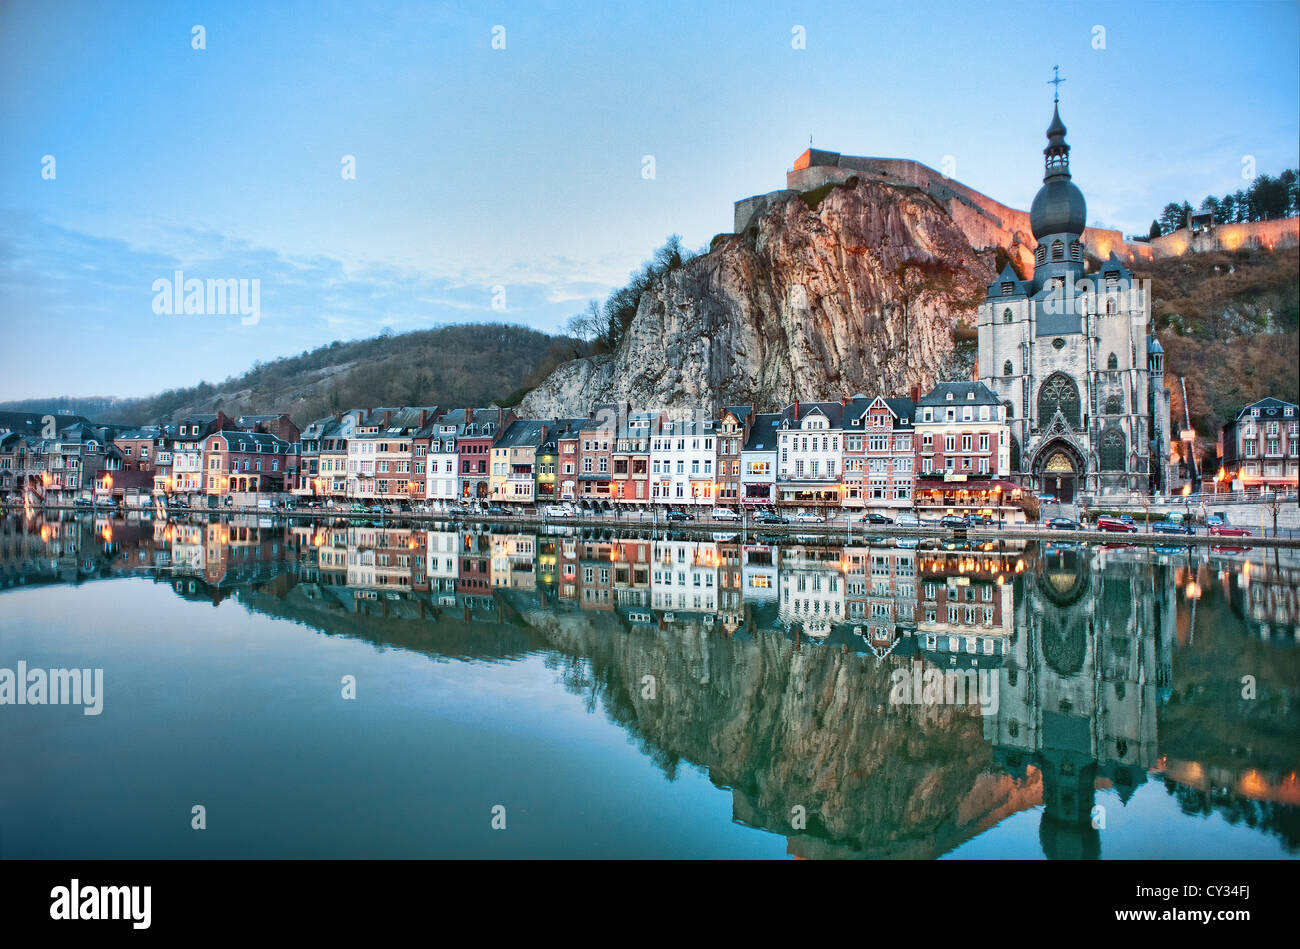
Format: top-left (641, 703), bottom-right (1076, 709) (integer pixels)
top-left (519, 605), bottom-right (1039, 858)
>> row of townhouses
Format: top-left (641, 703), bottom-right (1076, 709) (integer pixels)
top-left (3, 391), bottom-right (1295, 514)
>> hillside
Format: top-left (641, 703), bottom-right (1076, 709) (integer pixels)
top-left (1, 323), bottom-right (582, 427)
top-left (1136, 247), bottom-right (1299, 437)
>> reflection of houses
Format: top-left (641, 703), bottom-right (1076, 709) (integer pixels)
top-left (778, 543), bottom-right (845, 638)
top-left (915, 544), bottom-right (1016, 661)
top-left (1227, 556), bottom-right (1300, 642)
top-left (985, 545), bottom-right (1175, 858)
top-left (491, 532), bottom-right (537, 590)
top-left (844, 543), bottom-right (918, 655)
top-left (741, 543), bottom-right (778, 601)
top-left (651, 540), bottom-right (719, 613)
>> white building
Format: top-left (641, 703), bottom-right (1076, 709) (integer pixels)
top-left (650, 419), bottom-right (717, 507)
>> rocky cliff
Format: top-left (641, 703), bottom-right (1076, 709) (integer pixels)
top-left (521, 179), bottom-right (996, 416)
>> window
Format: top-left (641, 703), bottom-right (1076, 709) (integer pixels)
top-left (1003, 360), bottom-right (1013, 376)
top-left (1037, 373), bottom-right (1081, 426)
top-left (1107, 352), bottom-right (1118, 370)
top-left (1101, 429), bottom-right (1125, 471)
top-left (1051, 239), bottom-right (1064, 261)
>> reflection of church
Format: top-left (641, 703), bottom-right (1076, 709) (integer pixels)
top-left (984, 545), bottom-right (1176, 858)
top-left (977, 92), bottom-right (1172, 501)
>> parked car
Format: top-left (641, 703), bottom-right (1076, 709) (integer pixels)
top-left (1209, 525), bottom-right (1252, 537)
top-left (964, 514), bottom-right (993, 527)
top-left (753, 510), bottom-right (787, 525)
top-left (1037, 494), bottom-right (1057, 505)
top-left (483, 505), bottom-right (510, 516)
top-left (665, 510), bottom-right (695, 522)
top-left (939, 515), bottom-right (967, 529)
top-left (1206, 514), bottom-right (1223, 527)
top-left (710, 507), bottom-right (741, 521)
top-left (1047, 517), bottom-right (1079, 530)
top-left (1095, 516), bottom-right (1138, 533)
top-left (369, 504), bottom-right (385, 514)
top-left (860, 512), bottom-right (894, 525)
top-left (791, 511), bottom-right (825, 524)
top-left (1152, 519), bottom-right (1193, 535)
top-left (543, 504), bottom-right (574, 518)
top-left (895, 512), bottom-right (921, 528)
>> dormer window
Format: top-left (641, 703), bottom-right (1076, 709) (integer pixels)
top-left (1001, 282), bottom-right (1014, 295)
top-left (1051, 240), bottom-right (1064, 261)
top-left (1036, 245), bottom-right (1046, 264)
top-left (946, 393), bottom-right (953, 401)
top-left (967, 392), bottom-right (975, 400)
top-left (1105, 271), bottom-right (1119, 287)
top-left (1070, 240), bottom-right (1081, 259)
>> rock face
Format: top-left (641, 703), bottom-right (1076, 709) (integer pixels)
top-left (521, 179), bottom-right (997, 416)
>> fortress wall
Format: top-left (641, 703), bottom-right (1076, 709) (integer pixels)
top-left (737, 152), bottom-right (1296, 269)
top-left (1147, 218), bottom-right (1300, 258)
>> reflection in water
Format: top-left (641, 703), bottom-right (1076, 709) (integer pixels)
top-left (2, 512), bottom-right (1298, 858)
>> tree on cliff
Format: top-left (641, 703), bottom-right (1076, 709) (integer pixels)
top-left (566, 235), bottom-right (698, 356)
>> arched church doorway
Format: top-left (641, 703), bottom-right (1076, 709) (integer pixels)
top-left (1036, 444), bottom-right (1083, 503)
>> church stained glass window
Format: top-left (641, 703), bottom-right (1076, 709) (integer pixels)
top-left (1101, 429), bottom-right (1125, 470)
top-left (1037, 373), bottom-right (1081, 427)
top-left (1003, 308), bottom-right (1013, 323)
top-left (1003, 360), bottom-right (1013, 376)
top-left (1105, 394), bottom-right (1122, 414)
top-left (1107, 352), bottom-right (1118, 370)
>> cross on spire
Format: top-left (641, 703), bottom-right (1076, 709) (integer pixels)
top-left (1047, 65), bottom-right (1065, 103)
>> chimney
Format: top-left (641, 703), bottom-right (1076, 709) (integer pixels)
top-left (793, 399), bottom-right (799, 419)
top-left (910, 384), bottom-right (921, 403)
top-left (418, 409), bottom-right (428, 428)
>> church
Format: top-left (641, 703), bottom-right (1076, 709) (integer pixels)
top-left (977, 92), bottom-right (1172, 502)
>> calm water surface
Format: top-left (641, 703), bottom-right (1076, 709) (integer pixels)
top-left (2, 513), bottom-right (1297, 859)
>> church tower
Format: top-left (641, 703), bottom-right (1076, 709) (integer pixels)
top-left (977, 80), bottom-right (1171, 501)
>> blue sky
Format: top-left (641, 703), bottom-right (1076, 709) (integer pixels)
top-left (1, 0), bottom-right (1297, 400)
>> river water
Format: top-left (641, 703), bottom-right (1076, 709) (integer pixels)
top-left (2, 513), bottom-right (1297, 859)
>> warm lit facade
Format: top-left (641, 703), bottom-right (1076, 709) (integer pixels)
top-left (1219, 397), bottom-right (1299, 494)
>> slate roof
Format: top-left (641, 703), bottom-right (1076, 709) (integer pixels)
top-left (916, 381), bottom-right (1000, 408)
top-left (1232, 397), bottom-right (1297, 421)
top-left (742, 413), bottom-right (783, 452)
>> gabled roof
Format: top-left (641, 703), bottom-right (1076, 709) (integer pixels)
top-left (986, 262), bottom-right (1030, 299)
top-left (780, 401), bottom-right (845, 428)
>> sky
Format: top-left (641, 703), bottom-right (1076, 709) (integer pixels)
top-left (1, 0), bottom-right (1297, 401)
